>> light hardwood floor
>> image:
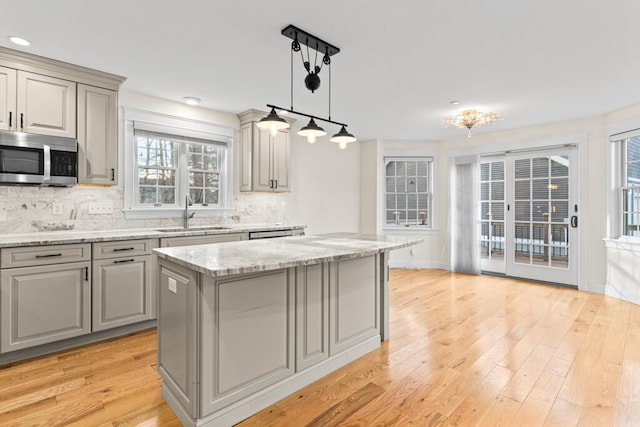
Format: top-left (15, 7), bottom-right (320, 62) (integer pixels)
top-left (1, 269), bottom-right (639, 426)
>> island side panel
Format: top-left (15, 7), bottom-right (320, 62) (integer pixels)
top-left (157, 259), bottom-right (199, 419)
top-left (379, 250), bottom-right (390, 341)
top-left (329, 254), bottom-right (380, 356)
top-left (295, 263), bottom-right (330, 371)
top-left (200, 269), bottom-right (296, 415)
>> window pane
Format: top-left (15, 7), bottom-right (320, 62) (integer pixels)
top-left (491, 202), bottom-right (504, 221)
top-left (205, 173), bottom-right (219, 188)
top-left (190, 188), bottom-right (203, 204)
top-left (385, 158), bottom-right (431, 227)
top-left (551, 155), bottom-right (569, 177)
top-left (481, 182), bottom-right (490, 201)
top-left (550, 178), bottom-right (568, 199)
top-left (386, 194), bottom-right (396, 210)
top-left (386, 177), bottom-right (395, 192)
top-left (532, 179), bottom-right (549, 200)
top-left (491, 182), bottom-right (504, 200)
top-left (190, 172), bottom-right (204, 187)
top-left (532, 157), bottom-right (549, 178)
top-left (160, 170), bottom-right (175, 186)
top-left (551, 201), bottom-right (569, 223)
top-left (515, 201), bottom-right (530, 221)
top-left (628, 137), bottom-right (640, 162)
top-left (407, 177), bottom-right (417, 193)
top-left (386, 161), bottom-right (395, 177)
top-left (407, 194), bottom-right (417, 210)
top-left (139, 187), bottom-right (156, 205)
top-left (417, 177), bottom-right (428, 192)
top-left (159, 187), bottom-right (175, 204)
top-left (189, 153), bottom-right (203, 169)
top-left (491, 162), bottom-right (504, 180)
top-left (533, 202), bottom-right (549, 222)
top-left (515, 159), bottom-right (530, 179)
top-left (480, 163), bottom-right (490, 181)
top-left (515, 180), bottom-right (530, 200)
top-left (417, 194), bottom-right (428, 210)
top-left (407, 161), bottom-right (417, 176)
top-left (204, 153), bottom-right (218, 170)
top-left (139, 168), bottom-right (157, 186)
top-left (628, 162), bottom-right (640, 185)
top-left (205, 189), bottom-right (219, 204)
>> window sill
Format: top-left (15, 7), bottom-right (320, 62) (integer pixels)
top-left (383, 226), bottom-right (438, 236)
top-left (123, 207), bottom-right (234, 220)
top-left (603, 237), bottom-right (640, 252)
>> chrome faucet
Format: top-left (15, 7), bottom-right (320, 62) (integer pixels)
top-left (184, 195), bottom-right (195, 229)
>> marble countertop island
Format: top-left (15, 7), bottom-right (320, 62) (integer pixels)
top-left (153, 233), bottom-right (422, 277)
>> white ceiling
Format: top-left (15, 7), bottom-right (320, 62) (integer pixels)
top-left (2, 0), bottom-right (639, 141)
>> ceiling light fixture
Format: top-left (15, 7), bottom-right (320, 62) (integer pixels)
top-left (8, 36), bottom-right (30, 46)
top-left (183, 97), bottom-right (201, 106)
top-left (443, 109), bottom-right (500, 137)
top-left (257, 25), bottom-right (356, 149)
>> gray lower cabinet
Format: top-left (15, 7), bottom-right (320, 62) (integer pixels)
top-left (92, 239), bottom-right (157, 331)
top-left (1, 261), bottom-right (91, 353)
top-left (92, 255), bottom-right (152, 331)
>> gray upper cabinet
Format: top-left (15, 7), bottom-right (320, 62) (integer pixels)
top-left (0, 67), bottom-right (76, 137)
top-left (17, 71), bottom-right (76, 138)
top-left (0, 66), bottom-right (16, 131)
top-left (77, 84), bottom-right (118, 185)
top-left (0, 46), bottom-right (125, 185)
top-left (237, 109), bottom-right (293, 193)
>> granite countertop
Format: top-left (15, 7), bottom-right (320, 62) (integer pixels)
top-left (0, 224), bottom-right (305, 248)
top-left (153, 233), bottom-right (423, 277)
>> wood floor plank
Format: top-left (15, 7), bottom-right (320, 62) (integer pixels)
top-left (1, 269), bottom-right (640, 426)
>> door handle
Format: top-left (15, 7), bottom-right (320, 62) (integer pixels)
top-left (36, 253), bottom-right (63, 258)
top-left (571, 216), bottom-right (578, 228)
top-left (111, 168), bottom-right (115, 181)
top-left (20, 113), bottom-right (24, 131)
top-left (84, 266), bottom-right (89, 281)
top-left (8, 112), bottom-right (12, 129)
top-left (113, 247), bottom-right (135, 252)
top-left (114, 259), bottom-right (135, 264)
top-left (274, 179), bottom-right (278, 189)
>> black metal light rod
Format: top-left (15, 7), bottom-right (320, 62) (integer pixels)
top-left (267, 104), bottom-right (347, 128)
top-left (281, 25), bottom-right (340, 57)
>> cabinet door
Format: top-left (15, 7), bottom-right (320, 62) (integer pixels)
top-left (16, 71), bottom-right (76, 138)
top-left (329, 255), bottom-right (380, 356)
top-left (77, 84), bottom-right (117, 185)
top-left (0, 66), bottom-right (17, 131)
top-left (1, 262), bottom-right (91, 353)
top-left (252, 126), bottom-right (274, 191)
top-left (271, 130), bottom-right (291, 192)
top-left (238, 122), bottom-right (253, 191)
top-left (296, 264), bottom-right (329, 371)
top-left (92, 255), bottom-right (151, 331)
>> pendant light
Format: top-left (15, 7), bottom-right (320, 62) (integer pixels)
top-left (260, 25), bottom-right (357, 149)
top-left (297, 118), bottom-right (326, 144)
top-left (330, 125), bottom-right (356, 150)
top-left (256, 107), bottom-right (290, 136)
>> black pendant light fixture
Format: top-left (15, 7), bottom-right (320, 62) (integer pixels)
top-left (259, 25), bottom-right (357, 149)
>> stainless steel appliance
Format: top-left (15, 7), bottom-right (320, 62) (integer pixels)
top-left (0, 130), bottom-right (77, 186)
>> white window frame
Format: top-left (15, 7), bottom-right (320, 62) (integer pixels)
top-left (123, 107), bottom-right (234, 219)
top-left (383, 156), bottom-right (434, 230)
top-left (609, 126), bottom-right (640, 240)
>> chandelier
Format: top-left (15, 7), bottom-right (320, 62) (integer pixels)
top-left (443, 109), bottom-right (500, 137)
top-left (256, 25), bottom-right (357, 150)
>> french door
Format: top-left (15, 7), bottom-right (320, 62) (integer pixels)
top-left (480, 147), bottom-right (579, 286)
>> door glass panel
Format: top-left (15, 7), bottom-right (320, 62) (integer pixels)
top-left (515, 159), bottom-right (530, 179)
top-left (532, 245), bottom-right (548, 266)
top-left (551, 201), bottom-right (569, 223)
top-left (532, 157), bottom-right (549, 177)
top-left (533, 202), bottom-right (549, 222)
top-left (491, 223), bottom-right (505, 261)
top-left (532, 179), bottom-right (549, 200)
top-left (515, 201), bottom-right (531, 221)
top-left (515, 180), bottom-right (530, 200)
top-left (480, 163), bottom-right (490, 181)
top-left (479, 160), bottom-right (505, 269)
top-left (550, 178), bottom-right (568, 199)
top-left (491, 182), bottom-right (504, 200)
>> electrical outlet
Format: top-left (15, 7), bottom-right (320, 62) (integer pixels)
top-left (88, 201), bottom-right (113, 215)
top-left (52, 203), bottom-right (63, 215)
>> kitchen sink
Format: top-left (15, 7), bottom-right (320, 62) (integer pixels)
top-left (155, 226), bottom-right (230, 232)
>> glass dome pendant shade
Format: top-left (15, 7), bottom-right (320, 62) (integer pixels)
top-left (256, 108), bottom-right (290, 136)
top-left (330, 125), bottom-right (357, 149)
top-left (297, 118), bottom-right (326, 144)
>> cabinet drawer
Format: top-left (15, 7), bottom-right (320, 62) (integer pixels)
top-left (93, 239), bottom-right (158, 260)
top-left (160, 233), bottom-right (246, 248)
top-left (1, 244), bottom-right (91, 268)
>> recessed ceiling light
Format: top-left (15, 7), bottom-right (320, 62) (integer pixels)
top-left (8, 36), bottom-right (30, 46)
top-left (450, 100), bottom-right (460, 105)
top-left (183, 97), bottom-right (200, 106)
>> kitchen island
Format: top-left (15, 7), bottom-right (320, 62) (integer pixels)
top-left (153, 233), bottom-right (420, 427)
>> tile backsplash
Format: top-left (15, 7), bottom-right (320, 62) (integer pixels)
top-left (0, 186), bottom-right (285, 234)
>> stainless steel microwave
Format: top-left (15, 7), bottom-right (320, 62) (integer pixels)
top-left (0, 130), bottom-right (77, 187)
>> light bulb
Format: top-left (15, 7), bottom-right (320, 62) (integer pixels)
top-left (307, 134), bottom-right (317, 144)
top-left (338, 141), bottom-right (348, 150)
top-left (270, 123), bottom-right (278, 137)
